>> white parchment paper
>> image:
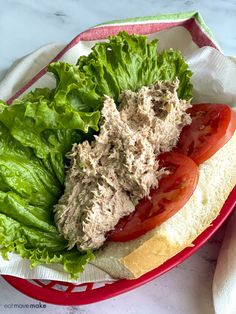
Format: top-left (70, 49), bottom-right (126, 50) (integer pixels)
top-left (0, 26), bottom-right (235, 291)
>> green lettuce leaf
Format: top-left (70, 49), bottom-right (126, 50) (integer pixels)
top-left (0, 82), bottom-right (99, 277)
top-left (48, 62), bottom-right (102, 112)
top-left (0, 93), bottom-right (100, 183)
top-left (0, 213), bottom-right (94, 277)
top-left (0, 118), bottom-right (95, 277)
top-left (0, 122), bottom-right (60, 207)
top-left (48, 31), bottom-right (192, 113)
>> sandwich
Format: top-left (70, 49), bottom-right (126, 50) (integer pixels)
top-left (0, 32), bottom-right (235, 280)
top-left (54, 79), bottom-right (236, 279)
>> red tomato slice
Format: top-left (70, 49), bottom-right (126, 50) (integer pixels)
top-left (108, 152), bottom-right (199, 242)
top-left (175, 104), bottom-right (236, 165)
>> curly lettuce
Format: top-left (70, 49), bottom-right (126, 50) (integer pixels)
top-left (48, 31), bottom-right (192, 112)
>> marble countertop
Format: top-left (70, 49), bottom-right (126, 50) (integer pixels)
top-left (0, 1), bottom-right (235, 313)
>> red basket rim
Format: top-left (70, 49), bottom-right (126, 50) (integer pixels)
top-left (2, 186), bottom-right (236, 306)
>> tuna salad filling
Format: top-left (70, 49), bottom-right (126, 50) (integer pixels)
top-left (54, 79), bottom-right (191, 250)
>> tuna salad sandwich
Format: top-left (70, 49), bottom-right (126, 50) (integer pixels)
top-left (0, 32), bottom-right (235, 279)
top-left (55, 80), bottom-right (191, 251)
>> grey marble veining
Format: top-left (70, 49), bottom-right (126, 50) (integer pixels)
top-left (0, 0), bottom-right (236, 81)
top-left (0, 1), bottom-right (235, 313)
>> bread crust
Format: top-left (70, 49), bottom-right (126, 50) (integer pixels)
top-left (92, 132), bottom-right (236, 279)
top-left (121, 234), bottom-right (189, 278)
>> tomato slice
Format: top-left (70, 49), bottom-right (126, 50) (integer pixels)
top-left (175, 104), bottom-right (236, 165)
top-left (108, 152), bottom-right (199, 242)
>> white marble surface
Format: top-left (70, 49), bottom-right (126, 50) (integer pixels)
top-left (0, 0), bottom-right (235, 313)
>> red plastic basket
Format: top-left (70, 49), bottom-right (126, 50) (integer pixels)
top-left (2, 186), bottom-right (236, 306)
top-left (2, 13), bottom-right (235, 306)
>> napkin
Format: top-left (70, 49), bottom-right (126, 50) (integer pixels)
top-left (0, 12), bottom-right (235, 301)
top-left (213, 211), bottom-right (236, 314)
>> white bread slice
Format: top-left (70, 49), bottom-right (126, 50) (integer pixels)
top-left (91, 131), bottom-right (236, 279)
